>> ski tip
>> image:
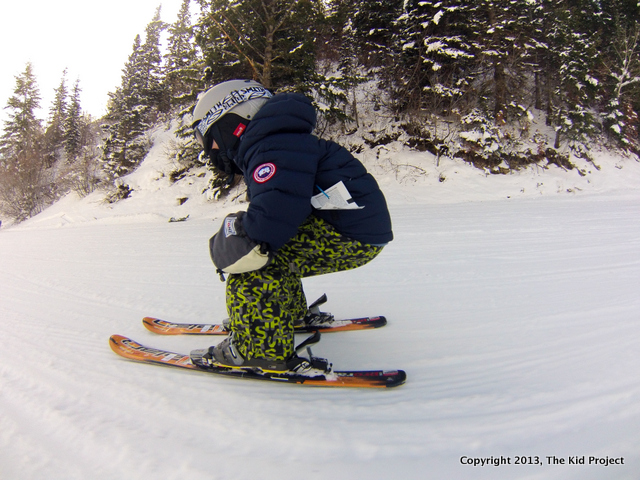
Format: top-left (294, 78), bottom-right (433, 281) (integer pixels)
top-left (142, 317), bottom-right (181, 335)
top-left (142, 316), bottom-right (162, 331)
top-left (109, 333), bottom-right (126, 344)
top-left (350, 315), bottom-right (387, 329)
top-left (142, 317), bottom-right (162, 325)
top-left (388, 369), bottom-right (407, 388)
top-left (109, 334), bottom-right (129, 355)
top-left (372, 369), bottom-right (407, 388)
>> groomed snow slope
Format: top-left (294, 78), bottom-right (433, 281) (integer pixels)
top-left (1, 127), bottom-right (640, 479)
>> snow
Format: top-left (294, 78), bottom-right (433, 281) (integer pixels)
top-left (1, 125), bottom-right (640, 479)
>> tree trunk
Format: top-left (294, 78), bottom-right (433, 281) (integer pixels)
top-left (261, 25), bottom-right (275, 88)
top-left (494, 60), bottom-right (506, 118)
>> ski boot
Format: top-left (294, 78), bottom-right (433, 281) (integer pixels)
top-left (190, 330), bottom-right (331, 375)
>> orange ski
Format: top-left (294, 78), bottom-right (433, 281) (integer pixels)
top-left (142, 315), bottom-right (387, 335)
top-left (109, 335), bottom-right (406, 388)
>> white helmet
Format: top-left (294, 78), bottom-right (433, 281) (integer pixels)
top-left (192, 79), bottom-right (272, 141)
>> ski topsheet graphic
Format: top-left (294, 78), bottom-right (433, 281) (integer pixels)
top-left (109, 334), bottom-right (406, 388)
top-left (142, 315), bottom-right (387, 335)
top-left (143, 295), bottom-right (387, 336)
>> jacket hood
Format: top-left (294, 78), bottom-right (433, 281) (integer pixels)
top-left (236, 93), bottom-right (316, 160)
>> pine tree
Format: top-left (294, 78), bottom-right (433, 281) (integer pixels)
top-left (44, 69), bottom-right (68, 166)
top-left (390, 0), bottom-right (538, 119)
top-left (64, 79), bottom-right (83, 161)
top-left (0, 63), bottom-right (43, 165)
top-left (195, 0), bottom-right (324, 89)
top-left (327, 0), bottom-right (357, 77)
top-left (599, 0), bottom-right (640, 151)
top-left (466, 0), bottom-right (540, 120)
top-left (543, 0), bottom-right (602, 147)
top-left (391, 0), bottom-right (475, 114)
top-left (350, 0), bottom-right (402, 69)
top-left (164, 0), bottom-right (202, 112)
top-left (140, 6), bottom-right (168, 114)
top-left (103, 8), bottom-right (167, 179)
top-left (103, 34), bottom-right (152, 177)
top-left (319, 1), bottom-right (370, 127)
top-left (59, 115), bottom-right (102, 198)
top-left (0, 63), bottom-right (53, 221)
top-left (194, 0), bottom-right (252, 86)
top-left (273, 0), bottom-right (323, 88)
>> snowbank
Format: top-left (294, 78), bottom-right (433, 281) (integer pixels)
top-left (10, 121), bottom-right (640, 231)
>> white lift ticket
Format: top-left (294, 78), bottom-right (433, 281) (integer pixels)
top-left (310, 181), bottom-right (364, 210)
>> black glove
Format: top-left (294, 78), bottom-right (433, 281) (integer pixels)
top-left (209, 212), bottom-right (272, 275)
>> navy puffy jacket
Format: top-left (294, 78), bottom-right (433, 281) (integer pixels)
top-left (234, 93), bottom-right (393, 251)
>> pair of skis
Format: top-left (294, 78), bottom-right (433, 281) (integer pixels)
top-left (110, 301), bottom-right (406, 388)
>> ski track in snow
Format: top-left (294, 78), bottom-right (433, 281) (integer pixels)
top-left (1, 191), bottom-right (640, 479)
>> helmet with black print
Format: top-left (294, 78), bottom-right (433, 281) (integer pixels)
top-left (192, 79), bottom-right (272, 177)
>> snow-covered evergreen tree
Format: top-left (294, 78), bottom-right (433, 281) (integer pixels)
top-left (350, 0), bottom-right (402, 69)
top-left (44, 69), bottom-right (68, 166)
top-left (103, 34), bottom-right (151, 178)
top-left (391, 0), bottom-right (475, 114)
top-left (468, 0), bottom-right (540, 120)
top-left (599, 0), bottom-right (640, 152)
top-left (102, 8), bottom-right (166, 178)
top-left (0, 63), bottom-right (53, 221)
top-left (194, 0), bottom-right (323, 89)
top-left (543, 0), bottom-right (601, 148)
top-left (64, 79), bottom-right (83, 162)
top-left (140, 6), bottom-right (168, 114)
top-left (194, 0), bottom-right (252, 87)
top-left (0, 63), bottom-right (43, 165)
top-left (164, 0), bottom-right (202, 113)
top-left (60, 115), bottom-right (102, 198)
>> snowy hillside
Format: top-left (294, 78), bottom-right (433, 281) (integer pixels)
top-left (1, 126), bottom-right (640, 480)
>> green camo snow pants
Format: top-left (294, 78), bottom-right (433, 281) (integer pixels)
top-left (225, 215), bottom-right (383, 361)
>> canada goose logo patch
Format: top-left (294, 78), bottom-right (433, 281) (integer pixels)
top-left (253, 163), bottom-right (276, 183)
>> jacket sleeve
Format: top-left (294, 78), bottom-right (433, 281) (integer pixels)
top-left (241, 135), bottom-right (320, 251)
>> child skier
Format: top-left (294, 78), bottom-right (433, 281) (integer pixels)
top-left (190, 79), bottom-right (393, 373)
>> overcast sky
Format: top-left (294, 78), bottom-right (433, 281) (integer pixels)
top-left (0, 0), bottom-right (188, 127)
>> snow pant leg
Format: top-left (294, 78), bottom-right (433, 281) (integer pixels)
top-left (225, 258), bottom-right (298, 362)
top-left (286, 215), bottom-right (384, 279)
top-left (225, 215), bottom-right (384, 361)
